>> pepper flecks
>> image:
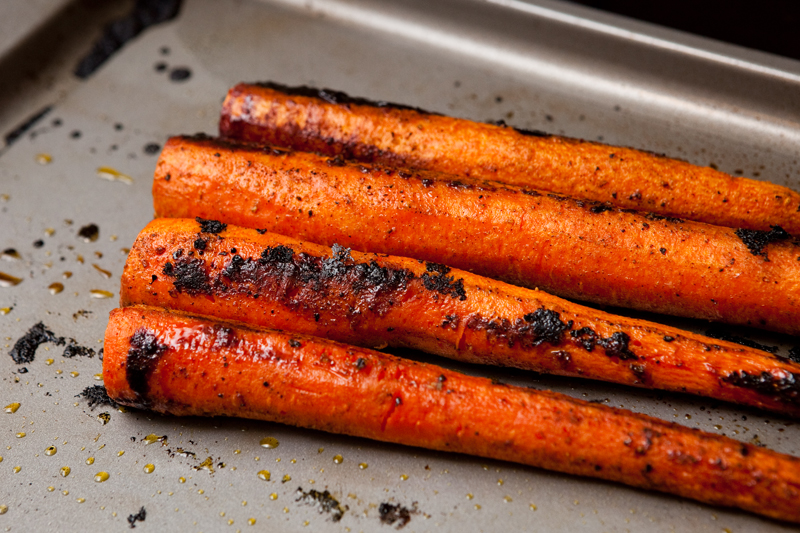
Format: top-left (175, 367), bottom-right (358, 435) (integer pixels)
top-left (722, 370), bottom-right (800, 405)
top-left (195, 217), bottom-right (227, 234)
top-left (162, 258), bottom-right (211, 295)
top-left (734, 225), bottom-right (790, 258)
top-left (125, 328), bottom-right (168, 407)
top-left (295, 487), bottom-right (347, 522)
top-left (421, 262), bottom-right (467, 301)
top-left (10, 322), bottom-right (65, 364)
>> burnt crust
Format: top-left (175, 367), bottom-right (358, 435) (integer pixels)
top-left (722, 370), bottom-right (800, 405)
top-left (734, 225), bottom-right (790, 258)
top-left (126, 328), bottom-right (168, 407)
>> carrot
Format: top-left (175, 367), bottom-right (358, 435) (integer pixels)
top-left (219, 82), bottom-right (800, 233)
top-left (152, 135), bottom-right (800, 335)
top-left (121, 218), bottom-right (800, 416)
top-left (103, 305), bottom-right (800, 523)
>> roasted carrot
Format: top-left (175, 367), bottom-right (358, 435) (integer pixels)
top-left (104, 306), bottom-right (800, 523)
top-left (152, 135), bottom-right (800, 335)
top-left (121, 218), bottom-right (800, 416)
top-left (219, 82), bottom-right (800, 233)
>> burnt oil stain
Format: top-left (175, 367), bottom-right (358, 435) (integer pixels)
top-left (723, 370), bottom-right (800, 405)
top-left (169, 67), bottom-right (192, 82)
top-left (734, 225), bottom-right (790, 258)
top-left (378, 502), bottom-right (416, 528)
top-left (77, 385), bottom-right (117, 410)
top-left (295, 487), bottom-right (347, 522)
top-left (62, 340), bottom-right (97, 358)
top-left (143, 143), bottom-right (161, 155)
top-left (9, 323), bottom-right (65, 364)
top-left (195, 217), bottom-right (227, 234)
top-left (127, 506), bottom-right (146, 529)
top-left (126, 328), bottom-right (168, 407)
top-left (78, 223), bottom-right (100, 242)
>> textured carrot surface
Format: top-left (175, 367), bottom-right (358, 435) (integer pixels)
top-left (152, 135), bottom-right (800, 335)
top-left (121, 218), bottom-right (800, 416)
top-left (219, 82), bottom-right (800, 233)
top-left (103, 306), bottom-right (800, 523)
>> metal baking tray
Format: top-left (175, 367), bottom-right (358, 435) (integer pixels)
top-left (2, 0), bottom-right (799, 531)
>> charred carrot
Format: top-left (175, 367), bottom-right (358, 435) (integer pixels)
top-left (121, 218), bottom-right (800, 416)
top-left (152, 135), bottom-right (800, 335)
top-left (104, 306), bottom-right (800, 523)
top-left (219, 82), bottom-right (800, 233)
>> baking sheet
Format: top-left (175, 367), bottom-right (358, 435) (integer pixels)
top-left (1, 0), bottom-right (800, 531)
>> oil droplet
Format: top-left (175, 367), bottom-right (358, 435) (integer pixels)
top-left (400, 474), bottom-right (408, 481)
top-left (269, 493), bottom-right (278, 501)
top-left (93, 373), bottom-right (103, 381)
top-left (76, 498), bottom-right (85, 503)
top-left (116, 451), bottom-right (124, 457)
top-left (282, 507), bottom-right (289, 514)
top-left (90, 290), bottom-right (113, 299)
top-left (0, 505), bottom-right (7, 515)
top-left (45, 446), bottom-right (57, 456)
top-left (220, 511), bottom-right (226, 517)
top-left (36, 153), bottom-right (53, 165)
top-left (45, 358), bottom-right (54, 365)
top-left (92, 264), bottom-right (112, 279)
top-left (70, 371), bottom-right (79, 378)
top-left (358, 463), bottom-right (368, 470)
top-left (497, 479), bottom-right (504, 485)
top-left (62, 490), bottom-right (69, 496)
top-left (86, 457), bottom-right (95, 465)
top-left (5, 402), bottom-right (20, 413)
top-left (290, 459), bottom-right (297, 464)
top-left (48, 283), bottom-right (64, 295)
top-left (529, 503), bottom-right (537, 511)
top-left (248, 518), bottom-right (256, 525)
top-left (97, 167), bottom-right (133, 185)
top-left (60, 466), bottom-right (70, 477)
top-left (227, 519), bottom-right (234, 525)
top-left (318, 447), bottom-right (324, 454)
top-left (332, 454), bottom-right (343, 464)
top-left (94, 472), bottom-right (109, 483)
top-left (474, 504), bottom-right (481, 510)
top-left (143, 464), bottom-right (155, 474)
top-left (56, 369), bottom-right (63, 375)
top-left (13, 466), bottom-right (21, 474)
top-left (0, 456), bottom-right (3, 463)
top-left (714, 425), bottom-right (723, 430)
top-left (0, 307), bottom-right (11, 315)
top-left (259, 437), bottom-right (279, 449)
top-left (466, 493), bottom-right (474, 500)
top-left (504, 496), bottom-right (513, 503)
top-left (15, 432), bottom-right (26, 438)
top-left (47, 486), bottom-right (55, 492)
top-left (197, 489), bottom-right (204, 495)
top-left (76, 255), bottom-right (84, 264)
top-left (45, 228), bottom-right (55, 236)
top-left (234, 449), bottom-right (241, 454)
top-left (281, 474), bottom-right (291, 483)
top-left (179, 477), bottom-right (186, 483)
top-left (0, 272), bottom-right (23, 287)
top-left (63, 271), bottom-right (72, 279)
top-left (257, 470), bottom-right (270, 481)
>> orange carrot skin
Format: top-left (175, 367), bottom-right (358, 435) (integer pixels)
top-left (121, 218), bottom-right (800, 416)
top-left (219, 82), bottom-right (800, 234)
top-left (152, 135), bottom-right (800, 335)
top-left (104, 306), bottom-right (800, 524)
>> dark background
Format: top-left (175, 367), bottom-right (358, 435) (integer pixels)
top-left (565, 1), bottom-right (800, 61)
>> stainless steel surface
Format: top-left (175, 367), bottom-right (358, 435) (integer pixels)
top-left (1, 0), bottom-right (799, 531)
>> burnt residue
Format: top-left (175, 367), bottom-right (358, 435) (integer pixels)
top-left (74, 0), bottom-right (182, 79)
top-left (162, 257), bottom-right (211, 295)
top-left (704, 328), bottom-right (778, 354)
top-left (127, 506), bottom-right (146, 529)
top-left (570, 328), bottom-right (637, 360)
top-left (125, 328), bottom-right (168, 406)
top-left (295, 487), bottom-right (347, 522)
top-left (255, 81), bottom-right (437, 115)
top-left (195, 217), bottom-right (227, 234)
top-left (77, 223), bottom-right (99, 242)
top-left (421, 263), bottom-right (467, 301)
top-left (169, 67), bottom-right (192, 82)
top-left (63, 340), bottom-right (97, 358)
top-left (788, 347), bottom-right (800, 364)
top-left (9, 322), bottom-right (65, 364)
top-left (465, 308), bottom-right (572, 349)
top-left (378, 502), bottom-right (416, 528)
top-left (734, 225), bottom-right (790, 258)
top-left (77, 385), bottom-right (117, 410)
top-left (2, 105), bottom-right (52, 151)
top-left (143, 143), bottom-right (160, 155)
top-left (723, 370), bottom-right (800, 405)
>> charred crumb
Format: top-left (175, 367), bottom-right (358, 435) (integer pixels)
top-left (62, 340), bottom-right (96, 358)
top-left (162, 257), bottom-right (211, 295)
top-left (193, 237), bottom-right (208, 251)
top-left (705, 328), bottom-right (778, 354)
top-left (73, 309), bottom-right (92, 320)
top-left (589, 203), bottom-right (614, 214)
top-left (421, 263), bottom-right (466, 301)
top-left (734, 226), bottom-right (790, 258)
top-left (33, 239), bottom-right (45, 248)
top-left (195, 217), bottom-right (227, 234)
top-left (78, 385), bottom-right (117, 410)
top-left (295, 487), bottom-right (347, 522)
top-left (256, 228), bottom-right (269, 234)
top-left (77, 223), bottom-right (99, 242)
top-left (126, 328), bottom-right (168, 406)
top-left (143, 143), bottom-right (160, 155)
top-left (127, 506), bottom-right (146, 529)
top-left (723, 370), bottom-right (800, 404)
top-left (288, 339), bottom-right (302, 348)
top-left (355, 357), bottom-right (367, 369)
top-left (17, 367), bottom-right (28, 374)
top-left (10, 322), bottom-right (65, 364)
top-left (378, 502), bottom-right (416, 528)
top-left (788, 347), bottom-right (800, 364)
top-left (261, 245), bottom-right (294, 264)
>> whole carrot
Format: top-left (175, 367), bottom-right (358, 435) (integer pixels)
top-left (122, 218), bottom-right (800, 416)
top-left (103, 306), bottom-right (800, 523)
top-left (152, 135), bottom-right (800, 335)
top-left (219, 82), bottom-right (800, 233)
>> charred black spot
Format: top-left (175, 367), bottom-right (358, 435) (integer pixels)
top-left (260, 245), bottom-right (294, 264)
top-left (162, 258), bottom-right (211, 295)
top-left (295, 487), bottom-right (347, 522)
top-left (663, 336), bottom-right (674, 342)
top-left (723, 370), bottom-right (800, 405)
top-left (77, 385), bottom-right (117, 410)
top-left (9, 322), bottom-right (65, 364)
top-left (523, 308), bottom-right (570, 345)
top-left (195, 217), bottom-right (227, 234)
top-left (521, 189), bottom-right (541, 197)
top-left (126, 328), bottom-right (168, 407)
top-left (735, 226), bottom-right (790, 258)
top-left (421, 263), bottom-right (466, 301)
top-left (589, 203), bottom-right (614, 214)
top-left (705, 328), bottom-right (778, 354)
top-left (62, 340), bottom-right (96, 358)
top-left (570, 327), bottom-right (598, 351)
top-left (288, 339), bottom-right (301, 348)
top-left (355, 357), bottom-right (366, 369)
top-left (598, 332), bottom-right (637, 360)
top-left (788, 347), bottom-right (800, 364)
top-left (379, 502), bottom-right (415, 528)
top-left (467, 308), bottom-right (570, 349)
top-left (193, 237), bottom-right (208, 251)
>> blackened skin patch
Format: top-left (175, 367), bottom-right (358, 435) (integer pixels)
top-left (126, 328), bottom-right (168, 407)
top-left (378, 502), bottom-right (414, 528)
top-left (734, 225), bottom-right (790, 257)
top-left (78, 385), bottom-right (117, 410)
top-left (295, 487), bottom-right (346, 522)
top-left (421, 263), bottom-right (467, 301)
top-left (723, 370), bottom-right (800, 405)
top-left (10, 322), bottom-right (65, 364)
top-left (705, 328), bottom-right (778, 354)
top-left (162, 258), bottom-right (211, 295)
top-left (788, 347), bottom-right (800, 364)
top-left (127, 506), bottom-right (147, 529)
top-left (570, 328), bottom-right (637, 360)
top-left (465, 308), bottom-right (571, 349)
top-left (62, 340), bottom-right (97, 358)
top-left (196, 217), bottom-right (227, 234)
